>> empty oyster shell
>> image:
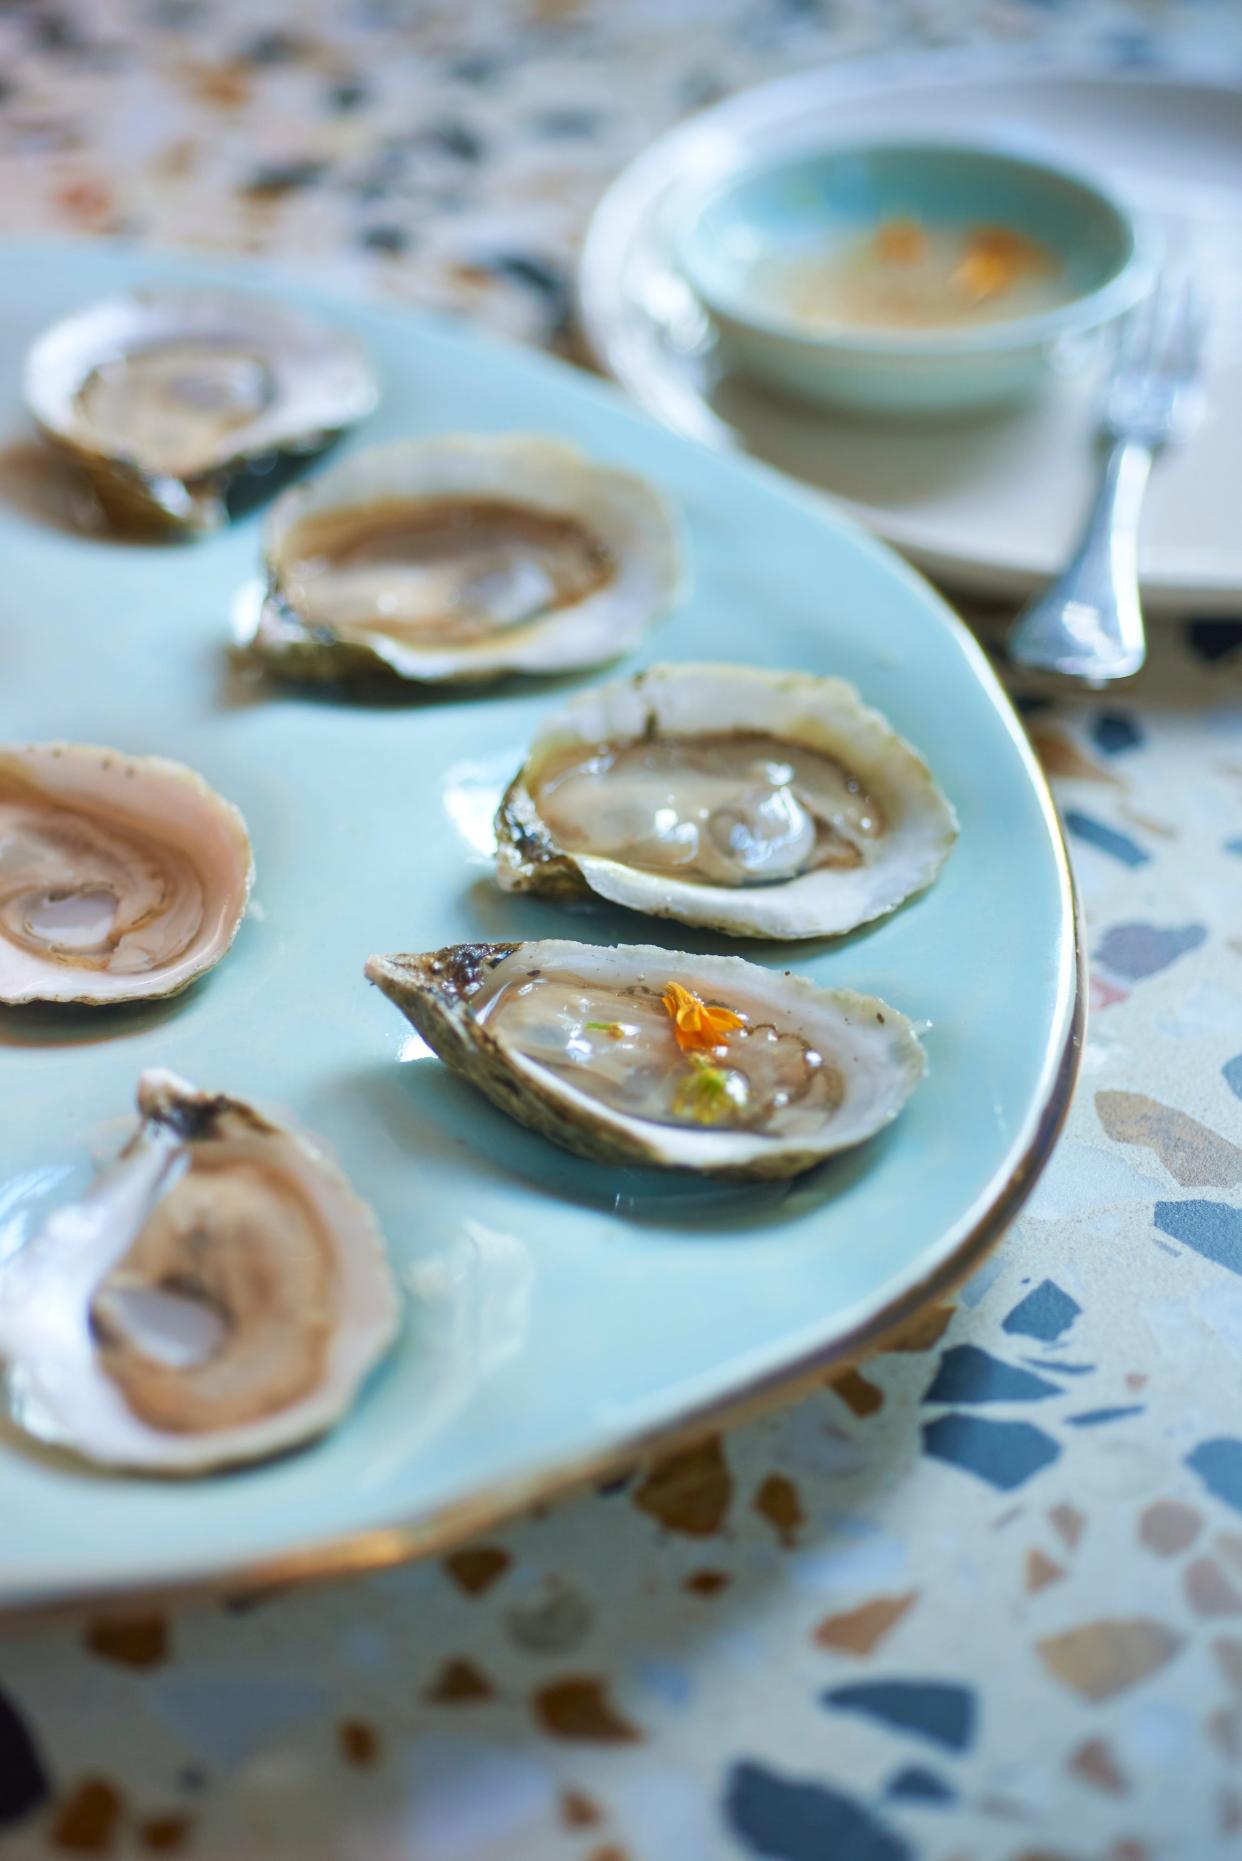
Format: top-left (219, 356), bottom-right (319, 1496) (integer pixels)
top-left (496, 664), bottom-right (956, 938)
top-left (248, 434), bottom-right (681, 685)
top-left (0, 743), bottom-right (253, 1006)
top-left (0, 1071), bottom-right (399, 1472)
top-left (24, 290), bottom-right (377, 534)
top-left (366, 939), bottom-right (923, 1179)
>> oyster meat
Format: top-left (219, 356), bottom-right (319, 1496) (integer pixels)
top-left (248, 434), bottom-right (680, 685)
top-left (0, 742), bottom-right (253, 1006)
top-left (496, 663), bottom-right (956, 938)
top-left (366, 939), bottom-right (923, 1179)
top-left (24, 290), bottom-right (377, 534)
top-left (0, 1072), bottom-right (399, 1472)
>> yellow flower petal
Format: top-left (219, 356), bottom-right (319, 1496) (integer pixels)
top-left (661, 981), bottom-right (746, 1054)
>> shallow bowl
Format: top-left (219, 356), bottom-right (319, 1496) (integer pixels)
top-left (676, 140), bottom-right (1157, 414)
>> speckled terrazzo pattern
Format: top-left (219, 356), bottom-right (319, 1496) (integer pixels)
top-left (1, 3), bottom-right (1242, 1858)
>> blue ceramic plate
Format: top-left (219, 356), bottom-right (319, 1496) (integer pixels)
top-left (0, 243), bottom-right (1079, 1613)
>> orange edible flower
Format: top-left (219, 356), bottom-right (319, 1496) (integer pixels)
top-left (661, 981), bottom-right (746, 1054)
top-left (875, 216), bottom-right (927, 266)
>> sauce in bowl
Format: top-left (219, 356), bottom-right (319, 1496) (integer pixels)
top-left (762, 216), bottom-right (1068, 333)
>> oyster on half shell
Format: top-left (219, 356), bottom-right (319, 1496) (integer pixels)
top-left (0, 1071), bottom-right (399, 1473)
top-left (0, 743), bottom-right (253, 1007)
top-left (366, 940), bottom-right (923, 1180)
top-left (496, 664), bottom-right (957, 939)
top-left (24, 290), bottom-right (377, 535)
top-left (248, 434), bottom-right (680, 685)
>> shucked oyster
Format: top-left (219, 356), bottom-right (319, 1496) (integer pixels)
top-left (496, 664), bottom-right (956, 939)
top-left (0, 743), bottom-right (253, 1007)
top-left (366, 939), bottom-right (923, 1179)
top-left (248, 435), bottom-right (680, 685)
top-left (0, 1072), bottom-right (399, 1473)
top-left (24, 290), bottom-right (376, 534)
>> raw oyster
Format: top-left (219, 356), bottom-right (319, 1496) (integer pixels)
top-left (0, 742), bottom-right (253, 1006)
top-left (24, 290), bottom-right (377, 534)
top-left (248, 434), bottom-right (680, 685)
top-left (366, 939), bottom-right (923, 1179)
top-left (0, 1071), bottom-right (399, 1473)
top-left (496, 664), bottom-right (956, 938)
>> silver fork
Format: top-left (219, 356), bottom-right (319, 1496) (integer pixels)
top-left (1007, 277), bottom-right (1202, 684)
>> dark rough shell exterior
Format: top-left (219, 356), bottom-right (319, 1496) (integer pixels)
top-left (246, 590), bottom-right (401, 686)
top-left (494, 775), bottom-right (591, 901)
top-left (366, 943), bottom-right (664, 1169)
top-left (36, 415), bottom-right (353, 540)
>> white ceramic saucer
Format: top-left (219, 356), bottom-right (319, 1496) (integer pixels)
top-left (579, 53), bottom-right (1242, 613)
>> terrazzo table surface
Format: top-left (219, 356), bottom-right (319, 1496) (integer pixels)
top-left (1, 4), bottom-right (1241, 1858)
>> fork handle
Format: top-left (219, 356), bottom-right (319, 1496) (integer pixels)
top-left (1007, 437), bottom-right (1152, 683)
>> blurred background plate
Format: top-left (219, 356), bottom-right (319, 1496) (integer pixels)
top-left (0, 241), bottom-right (1077, 1613)
top-left (579, 52), bottom-right (1242, 612)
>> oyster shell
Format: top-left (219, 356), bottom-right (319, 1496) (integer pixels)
top-left (0, 1071), bottom-right (399, 1473)
top-left (0, 742), bottom-right (253, 1006)
top-left (366, 939), bottom-right (923, 1179)
top-left (248, 434), bottom-right (680, 685)
top-left (496, 664), bottom-right (956, 938)
top-left (24, 290), bottom-right (377, 535)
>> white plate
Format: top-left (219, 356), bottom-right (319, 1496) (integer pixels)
top-left (579, 53), bottom-right (1242, 613)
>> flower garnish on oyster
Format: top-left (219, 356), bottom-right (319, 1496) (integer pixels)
top-left (248, 435), bottom-right (680, 686)
top-left (672, 1056), bottom-right (751, 1127)
top-left (480, 970), bottom-right (829, 1138)
top-left (0, 1072), bottom-right (398, 1473)
top-left (496, 664), bottom-right (957, 940)
top-left (661, 979), bottom-right (747, 1054)
top-left (366, 939), bottom-right (923, 1180)
top-left (0, 743), bottom-right (253, 1006)
top-left (24, 290), bottom-right (376, 535)
top-left (660, 982), bottom-right (751, 1124)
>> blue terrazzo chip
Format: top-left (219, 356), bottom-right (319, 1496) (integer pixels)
top-left (923, 1346), bottom-right (1059, 1405)
top-left (725, 1760), bottom-right (911, 1861)
top-left (1155, 1201), bottom-right (1242, 1276)
top-left (922, 1414), bottom-right (1061, 1490)
top-left (1067, 1405), bottom-right (1145, 1427)
top-left (1091, 712), bottom-right (1144, 755)
top-left (1186, 620), bottom-right (1242, 663)
top-left (885, 1765), bottom-right (955, 1805)
top-left (0, 1690), bottom-right (48, 1828)
top-left (1002, 1280), bottom-right (1082, 1342)
top-left (1064, 811), bottom-right (1150, 867)
top-left (822, 1681), bottom-right (976, 1752)
top-left (1094, 922), bottom-right (1207, 981)
top-left (1187, 1439), bottom-right (1242, 1515)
